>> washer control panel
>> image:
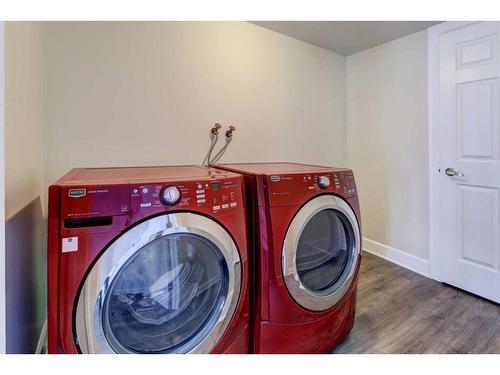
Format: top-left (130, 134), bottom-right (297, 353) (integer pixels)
top-left (130, 177), bottom-right (242, 217)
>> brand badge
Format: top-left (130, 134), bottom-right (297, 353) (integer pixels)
top-left (68, 188), bottom-right (86, 198)
top-left (270, 175), bottom-right (281, 182)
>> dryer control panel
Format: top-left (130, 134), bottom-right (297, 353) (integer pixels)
top-left (266, 170), bottom-right (357, 207)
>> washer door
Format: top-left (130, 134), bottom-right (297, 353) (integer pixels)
top-left (75, 212), bottom-right (241, 354)
top-left (282, 195), bottom-right (360, 311)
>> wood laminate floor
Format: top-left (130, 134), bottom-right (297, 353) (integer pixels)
top-left (333, 252), bottom-right (500, 354)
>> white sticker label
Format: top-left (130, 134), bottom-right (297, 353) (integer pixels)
top-left (62, 237), bottom-right (78, 253)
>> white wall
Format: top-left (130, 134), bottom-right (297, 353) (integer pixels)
top-left (4, 21), bottom-right (46, 353)
top-left (5, 22), bottom-right (44, 219)
top-left (347, 31), bottom-right (429, 268)
top-left (43, 22), bottom-right (347, 191)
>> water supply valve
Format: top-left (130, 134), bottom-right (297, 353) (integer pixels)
top-left (225, 126), bottom-right (236, 138)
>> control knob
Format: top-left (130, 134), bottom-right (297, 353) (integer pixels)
top-left (317, 175), bottom-right (331, 189)
top-left (161, 186), bottom-right (181, 206)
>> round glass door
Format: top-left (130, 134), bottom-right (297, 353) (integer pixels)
top-left (282, 195), bottom-right (360, 311)
top-left (75, 213), bottom-right (241, 354)
top-left (296, 209), bottom-right (354, 292)
top-left (103, 233), bottom-right (228, 353)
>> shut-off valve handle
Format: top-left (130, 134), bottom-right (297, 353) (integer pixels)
top-left (211, 123), bottom-right (222, 135)
top-left (225, 125), bottom-right (236, 138)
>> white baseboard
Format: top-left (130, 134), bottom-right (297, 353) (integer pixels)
top-left (363, 237), bottom-right (430, 278)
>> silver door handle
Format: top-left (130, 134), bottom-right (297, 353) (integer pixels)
top-left (445, 167), bottom-right (464, 177)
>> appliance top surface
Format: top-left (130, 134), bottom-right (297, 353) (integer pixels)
top-left (217, 162), bottom-right (349, 175)
top-left (54, 165), bottom-right (239, 185)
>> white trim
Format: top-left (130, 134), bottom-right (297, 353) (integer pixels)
top-left (363, 238), bottom-right (430, 278)
top-left (427, 22), bottom-right (477, 282)
top-left (0, 21), bottom-right (5, 354)
top-left (35, 320), bottom-right (47, 354)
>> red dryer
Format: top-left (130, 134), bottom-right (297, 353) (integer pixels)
top-left (214, 163), bottom-right (362, 353)
top-left (47, 166), bottom-right (249, 354)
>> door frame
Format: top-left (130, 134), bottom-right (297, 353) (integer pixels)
top-left (427, 21), bottom-right (481, 282)
top-left (0, 21), bottom-right (5, 354)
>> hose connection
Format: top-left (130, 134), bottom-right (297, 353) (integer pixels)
top-left (225, 126), bottom-right (236, 138)
top-left (211, 123), bottom-right (222, 135)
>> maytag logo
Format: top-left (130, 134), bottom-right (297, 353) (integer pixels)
top-left (270, 175), bottom-right (281, 182)
top-left (68, 189), bottom-right (87, 198)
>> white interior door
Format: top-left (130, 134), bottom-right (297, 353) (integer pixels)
top-left (439, 21), bottom-right (500, 303)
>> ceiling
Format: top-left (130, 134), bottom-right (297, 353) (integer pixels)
top-left (251, 21), bottom-right (441, 56)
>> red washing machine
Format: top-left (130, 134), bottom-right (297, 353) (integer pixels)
top-left (214, 163), bottom-right (362, 353)
top-left (47, 166), bottom-right (249, 354)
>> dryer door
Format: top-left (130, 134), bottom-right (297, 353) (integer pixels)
top-left (282, 195), bottom-right (361, 311)
top-left (75, 212), bottom-right (241, 354)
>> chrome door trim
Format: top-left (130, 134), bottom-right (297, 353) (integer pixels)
top-left (75, 212), bottom-right (242, 354)
top-left (282, 195), bottom-right (361, 311)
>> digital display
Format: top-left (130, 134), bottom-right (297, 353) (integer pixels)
top-left (211, 182), bottom-right (221, 190)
